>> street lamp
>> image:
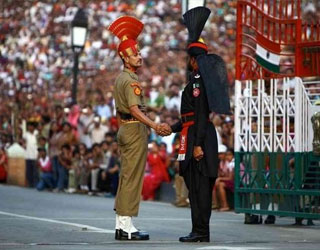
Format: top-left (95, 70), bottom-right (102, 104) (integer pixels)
top-left (71, 8), bottom-right (88, 105)
top-left (182, 0), bottom-right (206, 15)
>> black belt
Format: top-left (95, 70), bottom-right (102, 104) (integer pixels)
top-left (181, 115), bottom-right (210, 123)
top-left (181, 115), bottom-right (195, 123)
top-left (119, 112), bottom-right (134, 120)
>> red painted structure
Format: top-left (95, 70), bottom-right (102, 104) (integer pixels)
top-left (236, 0), bottom-right (320, 80)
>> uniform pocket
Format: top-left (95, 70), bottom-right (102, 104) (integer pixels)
top-left (117, 126), bottom-right (125, 146)
top-left (118, 124), bottom-right (138, 146)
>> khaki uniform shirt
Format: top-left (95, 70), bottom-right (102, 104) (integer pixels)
top-left (114, 68), bottom-right (145, 114)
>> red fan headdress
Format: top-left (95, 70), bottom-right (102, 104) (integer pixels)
top-left (108, 16), bottom-right (144, 58)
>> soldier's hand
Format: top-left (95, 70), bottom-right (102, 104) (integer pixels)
top-left (161, 123), bottom-right (172, 136)
top-left (156, 123), bottom-right (172, 136)
top-left (193, 146), bottom-right (204, 161)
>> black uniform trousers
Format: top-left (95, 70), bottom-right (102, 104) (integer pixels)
top-left (182, 158), bottom-right (216, 236)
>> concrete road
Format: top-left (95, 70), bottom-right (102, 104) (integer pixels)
top-left (0, 184), bottom-right (319, 250)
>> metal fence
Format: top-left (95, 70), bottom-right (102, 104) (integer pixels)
top-left (234, 77), bottom-right (320, 219)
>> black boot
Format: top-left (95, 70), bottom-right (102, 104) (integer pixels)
top-left (179, 232), bottom-right (209, 242)
top-left (244, 214), bottom-right (262, 224)
top-left (307, 219), bottom-right (315, 226)
top-left (116, 229), bottom-right (149, 241)
top-left (115, 229), bottom-right (120, 240)
top-left (294, 217), bottom-right (303, 226)
top-left (264, 215), bottom-right (276, 224)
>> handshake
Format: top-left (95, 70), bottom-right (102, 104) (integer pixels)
top-left (155, 123), bottom-right (172, 137)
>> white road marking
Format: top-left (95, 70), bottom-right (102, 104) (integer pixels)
top-left (0, 211), bottom-right (114, 234)
top-left (197, 247), bottom-right (274, 250)
top-left (0, 216), bottom-right (242, 222)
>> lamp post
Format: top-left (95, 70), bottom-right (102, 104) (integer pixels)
top-left (71, 8), bottom-right (88, 105)
top-left (182, 0), bottom-right (206, 15)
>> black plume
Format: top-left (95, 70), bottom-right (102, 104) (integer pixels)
top-left (183, 7), bottom-right (211, 43)
top-left (197, 54), bottom-right (231, 114)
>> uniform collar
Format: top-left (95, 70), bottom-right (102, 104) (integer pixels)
top-left (124, 68), bottom-right (138, 81)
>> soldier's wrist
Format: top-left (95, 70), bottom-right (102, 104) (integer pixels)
top-left (150, 122), bottom-right (157, 130)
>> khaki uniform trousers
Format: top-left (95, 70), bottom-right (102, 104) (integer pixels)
top-left (115, 122), bottom-right (148, 216)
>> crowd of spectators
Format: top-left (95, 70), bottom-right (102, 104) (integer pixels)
top-left (0, 0), bottom-right (319, 199)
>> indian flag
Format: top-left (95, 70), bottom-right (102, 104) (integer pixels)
top-left (255, 33), bottom-right (281, 73)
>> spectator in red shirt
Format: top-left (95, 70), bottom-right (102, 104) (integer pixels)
top-left (36, 148), bottom-right (54, 191)
top-left (0, 147), bottom-right (8, 183)
top-left (142, 141), bottom-right (170, 200)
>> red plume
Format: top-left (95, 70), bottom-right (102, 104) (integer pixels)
top-left (108, 16), bottom-right (144, 41)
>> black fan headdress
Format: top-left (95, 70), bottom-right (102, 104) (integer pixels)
top-left (183, 7), bottom-right (231, 114)
top-left (183, 6), bottom-right (211, 43)
top-left (183, 7), bottom-right (211, 56)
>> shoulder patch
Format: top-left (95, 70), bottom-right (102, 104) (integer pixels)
top-left (131, 82), bottom-right (142, 96)
top-left (193, 88), bottom-right (200, 97)
top-left (134, 87), bottom-right (142, 96)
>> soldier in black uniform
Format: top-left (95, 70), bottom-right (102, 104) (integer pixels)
top-left (169, 7), bottom-right (231, 242)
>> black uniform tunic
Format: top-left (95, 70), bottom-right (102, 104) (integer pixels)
top-left (171, 71), bottom-right (218, 236)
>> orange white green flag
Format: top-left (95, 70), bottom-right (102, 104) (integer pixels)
top-left (255, 33), bottom-right (281, 73)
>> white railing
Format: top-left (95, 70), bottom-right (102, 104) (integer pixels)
top-left (235, 77), bottom-right (320, 153)
top-left (302, 79), bottom-right (320, 151)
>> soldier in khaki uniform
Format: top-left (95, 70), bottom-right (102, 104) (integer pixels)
top-left (108, 16), bottom-right (171, 241)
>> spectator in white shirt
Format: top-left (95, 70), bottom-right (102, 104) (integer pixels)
top-left (164, 84), bottom-right (181, 111)
top-left (86, 115), bottom-right (109, 145)
top-left (94, 96), bottom-right (112, 123)
top-left (23, 121), bottom-right (39, 187)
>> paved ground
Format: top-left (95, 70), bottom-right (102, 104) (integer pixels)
top-left (0, 184), bottom-right (319, 250)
